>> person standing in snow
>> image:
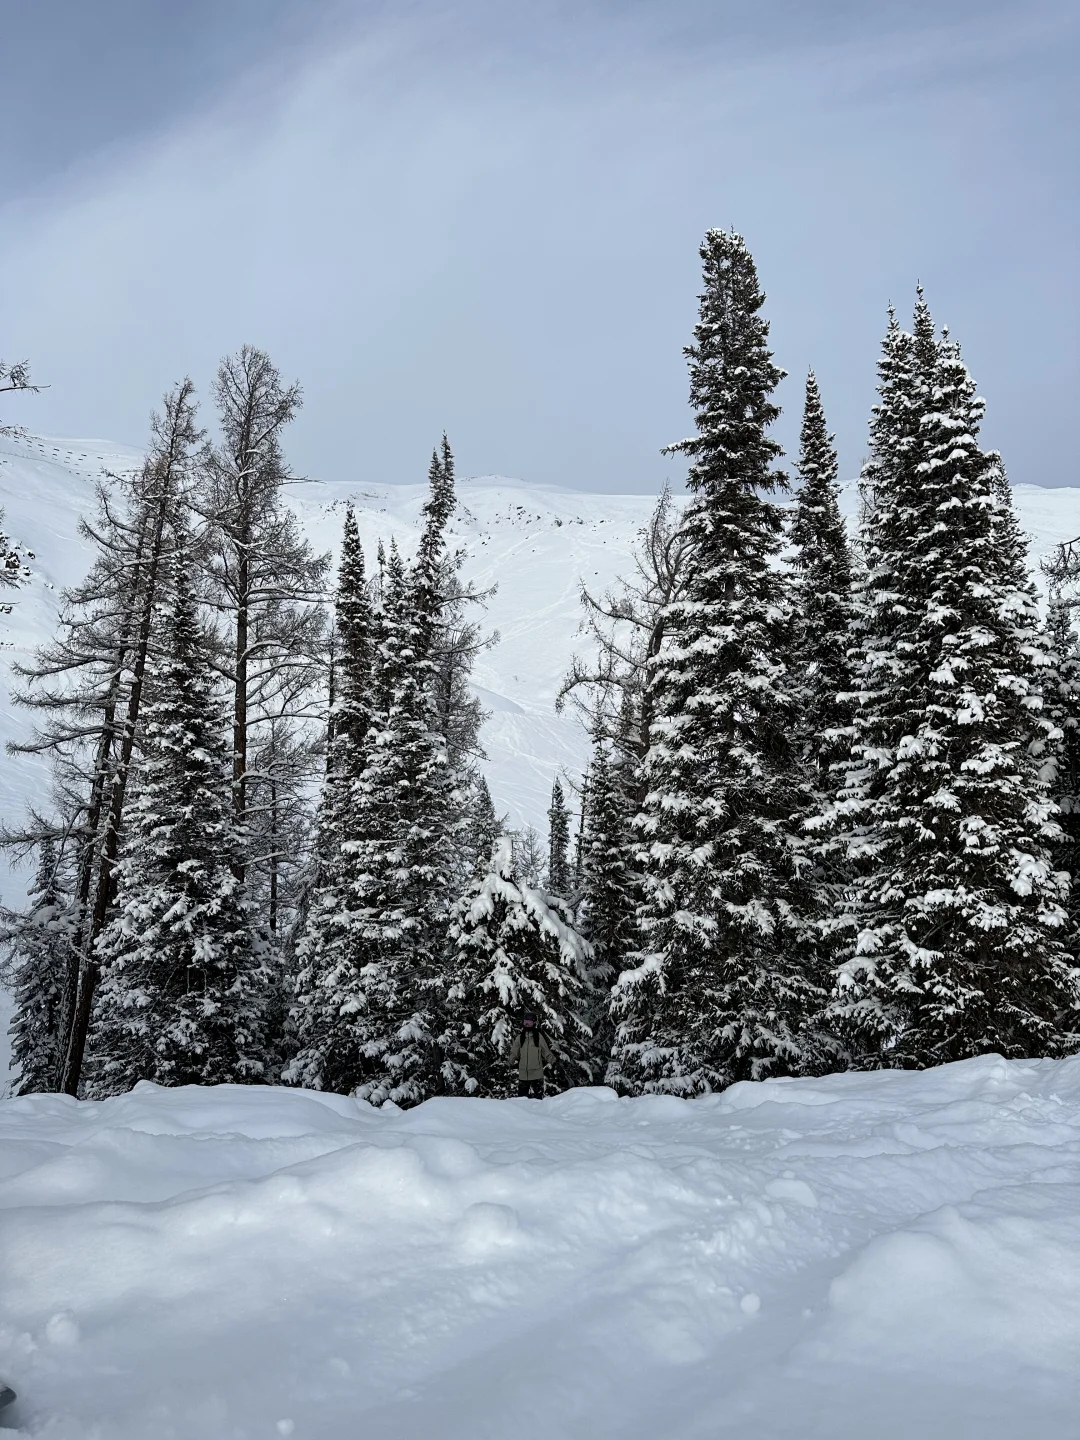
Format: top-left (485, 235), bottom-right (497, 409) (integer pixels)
top-left (510, 1011), bottom-right (552, 1098)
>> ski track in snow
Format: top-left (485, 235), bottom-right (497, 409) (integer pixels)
top-left (0, 1055), bottom-right (1078, 1437)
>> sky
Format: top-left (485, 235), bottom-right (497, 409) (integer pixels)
top-left (1, 0), bottom-right (1076, 493)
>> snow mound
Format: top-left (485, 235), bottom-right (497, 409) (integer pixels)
top-left (1, 1054), bottom-right (1078, 1437)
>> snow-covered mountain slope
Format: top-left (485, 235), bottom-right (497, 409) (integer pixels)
top-left (0, 432), bottom-right (661, 873)
top-left (6, 431), bottom-right (1080, 867)
top-left (1, 1054), bottom-right (1078, 1437)
top-left (296, 473), bottom-right (659, 836)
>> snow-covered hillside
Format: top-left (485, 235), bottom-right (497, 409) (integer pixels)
top-left (1, 1055), bottom-right (1078, 1437)
top-left (0, 431), bottom-right (660, 868)
top-left (5, 430), bottom-right (1080, 855)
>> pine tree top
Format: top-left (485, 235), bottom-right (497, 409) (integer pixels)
top-left (790, 370), bottom-right (846, 564)
top-left (664, 228), bottom-right (787, 499)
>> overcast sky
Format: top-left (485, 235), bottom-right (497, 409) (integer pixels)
top-left (1, 0), bottom-right (1076, 491)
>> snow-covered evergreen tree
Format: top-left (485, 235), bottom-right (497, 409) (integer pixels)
top-left (440, 837), bottom-right (596, 1096)
top-left (350, 515), bottom-right (459, 1102)
top-left (1042, 583), bottom-right (1080, 945)
top-left (293, 446), bottom-right (461, 1104)
top-left (546, 777), bottom-right (572, 898)
top-left (333, 504), bottom-right (375, 758)
top-left (573, 769), bottom-right (589, 891)
top-left (89, 547), bottom-right (266, 1095)
top-left (462, 773), bottom-right (503, 879)
top-left (286, 504), bottom-right (376, 1092)
top-left (2, 839), bottom-right (76, 1095)
top-left (789, 370), bottom-right (855, 785)
top-left (579, 737), bottom-right (637, 1076)
top-left (581, 739), bottom-right (636, 980)
top-left (818, 298), bottom-right (1080, 1065)
top-left (609, 229), bottom-right (819, 1096)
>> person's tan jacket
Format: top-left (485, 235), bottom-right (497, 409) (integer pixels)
top-left (509, 1029), bottom-right (553, 1081)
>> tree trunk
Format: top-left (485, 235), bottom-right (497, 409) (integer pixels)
top-left (233, 537), bottom-right (249, 884)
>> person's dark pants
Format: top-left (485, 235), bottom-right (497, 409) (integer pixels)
top-left (518, 1077), bottom-right (544, 1099)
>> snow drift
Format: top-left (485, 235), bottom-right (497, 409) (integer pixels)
top-left (1, 1055), bottom-right (1079, 1438)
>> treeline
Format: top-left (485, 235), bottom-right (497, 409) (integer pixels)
top-left (3, 227), bottom-right (1080, 1102)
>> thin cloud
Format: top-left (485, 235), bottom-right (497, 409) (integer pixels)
top-left (1, 0), bottom-right (1076, 491)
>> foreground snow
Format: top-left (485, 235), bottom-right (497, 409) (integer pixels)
top-left (1, 1057), bottom-right (1078, 1438)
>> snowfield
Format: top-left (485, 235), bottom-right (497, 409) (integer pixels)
top-left (1, 1056), bottom-right (1079, 1438)
top-left (0, 431), bottom-right (660, 866)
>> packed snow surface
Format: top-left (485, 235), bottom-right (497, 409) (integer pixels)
top-left (1, 1055), bottom-right (1079, 1438)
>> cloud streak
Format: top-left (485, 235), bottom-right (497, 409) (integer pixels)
top-left (2, 0), bottom-right (1076, 491)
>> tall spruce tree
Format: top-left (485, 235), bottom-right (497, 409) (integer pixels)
top-left (462, 773), bottom-right (503, 879)
top-left (819, 297), bottom-right (1079, 1065)
top-left (89, 546), bottom-right (266, 1095)
top-left (579, 736), bottom-right (637, 1076)
top-left (790, 370), bottom-right (855, 785)
top-left (2, 839), bottom-right (76, 1095)
top-left (287, 505), bottom-right (376, 1092)
top-left (293, 445), bottom-right (462, 1103)
top-left (610, 229), bottom-right (819, 1096)
top-left (334, 504), bottom-right (374, 756)
top-left (581, 738), bottom-right (636, 980)
top-left (351, 469), bottom-right (460, 1103)
top-left (546, 777), bottom-right (572, 898)
top-left (440, 837), bottom-right (596, 1096)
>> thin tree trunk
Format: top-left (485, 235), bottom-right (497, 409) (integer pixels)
top-left (269, 778), bottom-right (279, 936)
top-left (53, 521), bottom-right (149, 1090)
top-left (55, 679), bottom-right (122, 1087)
top-left (233, 538), bottom-right (249, 884)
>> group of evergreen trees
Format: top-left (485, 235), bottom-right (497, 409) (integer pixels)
top-left (4, 230), bottom-right (1079, 1103)
top-left (1, 369), bottom-right (599, 1100)
top-left (571, 232), bottom-right (1080, 1091)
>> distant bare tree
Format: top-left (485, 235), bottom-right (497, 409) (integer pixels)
top-left (0, 358), bottom-right (40, 395)
top-left (558, 485), bottom-right (689, 765)
top-left (197, 346), bottom-right (329, 894)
